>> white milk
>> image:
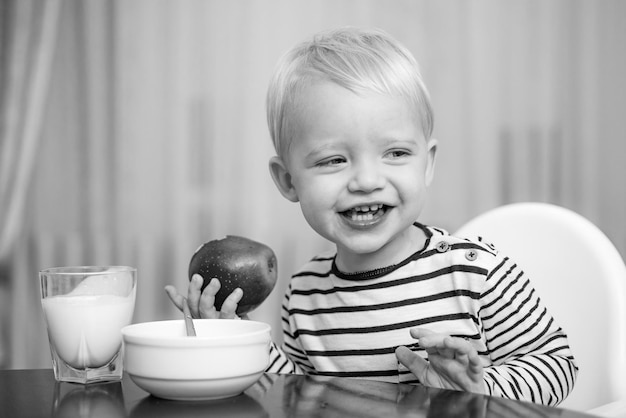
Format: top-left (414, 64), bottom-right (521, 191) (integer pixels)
top-left (42, 293), bottom-right (135, 369)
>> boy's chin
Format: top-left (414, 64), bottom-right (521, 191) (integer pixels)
top-left (334, 226), bottom-right (423, 271)
top-left (335, 241), bottom-right (396, 271)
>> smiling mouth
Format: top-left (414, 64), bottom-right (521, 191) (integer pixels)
top-left (341, 204), bottom-right (389, 223)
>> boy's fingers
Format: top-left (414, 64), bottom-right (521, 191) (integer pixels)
top-left (187, 275), bottom-right (205, 318)
top-left (396, 346), bottom-right (429, 379)
top-left (444, 336), bottom-right (471, 351)
top-left (198, 277), bottom-right (222, 318)
top-left (413, 329), bottom-right (472, 350)
top-left (410, 328), bottom-right (447, 347)
top-left (411, 328), bottom-right (450, 351)
top-left (409, 327), bottom-right (434, 339)
top-left (165, 279), bottom-right (247, 321)
top-left (164, 285), bottom-right (184, 311)
top-left (467, 351), bottom-right (483, 374)
top-left (219, 288), bottom-right (243, 319)
top-left (410, 330), bottom-right (478, 362)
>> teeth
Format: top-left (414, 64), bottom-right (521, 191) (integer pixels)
top-left (352, 212), bottom-right (374, 221)
top-left (347, 204), bottom-right (384, 221)
top-left (354, 204), bottom-right (383, 213)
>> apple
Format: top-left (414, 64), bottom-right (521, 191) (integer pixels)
top-left (188, 235), bottom-right (278, 315)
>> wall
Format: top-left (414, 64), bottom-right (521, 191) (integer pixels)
top-left (5, 0), bottom-right (626, 369)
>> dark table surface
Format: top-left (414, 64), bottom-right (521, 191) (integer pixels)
top-left (0, 369), bottom-right (599, 417)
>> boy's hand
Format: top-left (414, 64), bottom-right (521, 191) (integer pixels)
top-left (395, 328), bottom-right (484, 394)
top-left (165, 274), bottom-right (243, 319)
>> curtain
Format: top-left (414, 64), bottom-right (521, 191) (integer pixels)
top-left (5, 0), bottom-right (626, 369)
top-left (0, 0), bottom-right (61, 368)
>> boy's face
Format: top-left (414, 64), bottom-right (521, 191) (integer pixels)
top-left (270, 80), bottom-right (437, 272)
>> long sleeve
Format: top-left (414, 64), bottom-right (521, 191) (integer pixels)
top-left (478, 251), bottom-right (578, 405)
top-left (266, 282), bottom-right (310, 375)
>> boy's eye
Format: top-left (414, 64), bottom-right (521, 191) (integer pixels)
top-left (317, 157), bottom-right (346, 167)
top-left (386, 149), bottom-right (411, 159)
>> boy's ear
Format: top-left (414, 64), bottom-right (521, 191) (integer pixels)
top-left (269, 156), bottom-right (299, 202)
top-left (424, 138), bottom-right (438, 187)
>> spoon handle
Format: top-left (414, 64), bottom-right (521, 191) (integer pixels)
top-left (182, 298), bottom-right (197, 336)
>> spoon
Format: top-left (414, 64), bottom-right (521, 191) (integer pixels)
top-left (182, 298), bottom-right (196, 337)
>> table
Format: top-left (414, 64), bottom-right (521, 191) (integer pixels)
top-left (0, 369), bottom-right (599, 417)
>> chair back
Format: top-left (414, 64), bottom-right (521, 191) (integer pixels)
top-left (456, 202), bottom-right (626, 411)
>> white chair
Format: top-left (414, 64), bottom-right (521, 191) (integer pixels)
top-left (455, 202), bottom-right (626, 415)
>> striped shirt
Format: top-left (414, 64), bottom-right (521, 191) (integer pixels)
top-left (266, 223), bottom-right (577, 405)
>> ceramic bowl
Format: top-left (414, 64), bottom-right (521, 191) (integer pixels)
top-left (121, 319), bottom-right (271, 401)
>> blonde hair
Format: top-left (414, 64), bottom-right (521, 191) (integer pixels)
top-left (266, 27), bottom-right (434, 158)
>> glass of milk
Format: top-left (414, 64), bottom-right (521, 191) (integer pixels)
top-left (40, 266), bottom-right (137, 384)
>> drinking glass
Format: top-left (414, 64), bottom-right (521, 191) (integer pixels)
top-left (40, 266), bottom-right (137, 384)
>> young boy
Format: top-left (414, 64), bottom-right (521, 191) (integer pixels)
top-left (166, 27), bottom-right (577, 405)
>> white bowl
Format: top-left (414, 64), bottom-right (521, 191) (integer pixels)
top-left (121, 319), bottom-right (271, 401)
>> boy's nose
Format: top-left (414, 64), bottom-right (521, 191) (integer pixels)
top-left (347, 162), bottom-right (385, 193)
